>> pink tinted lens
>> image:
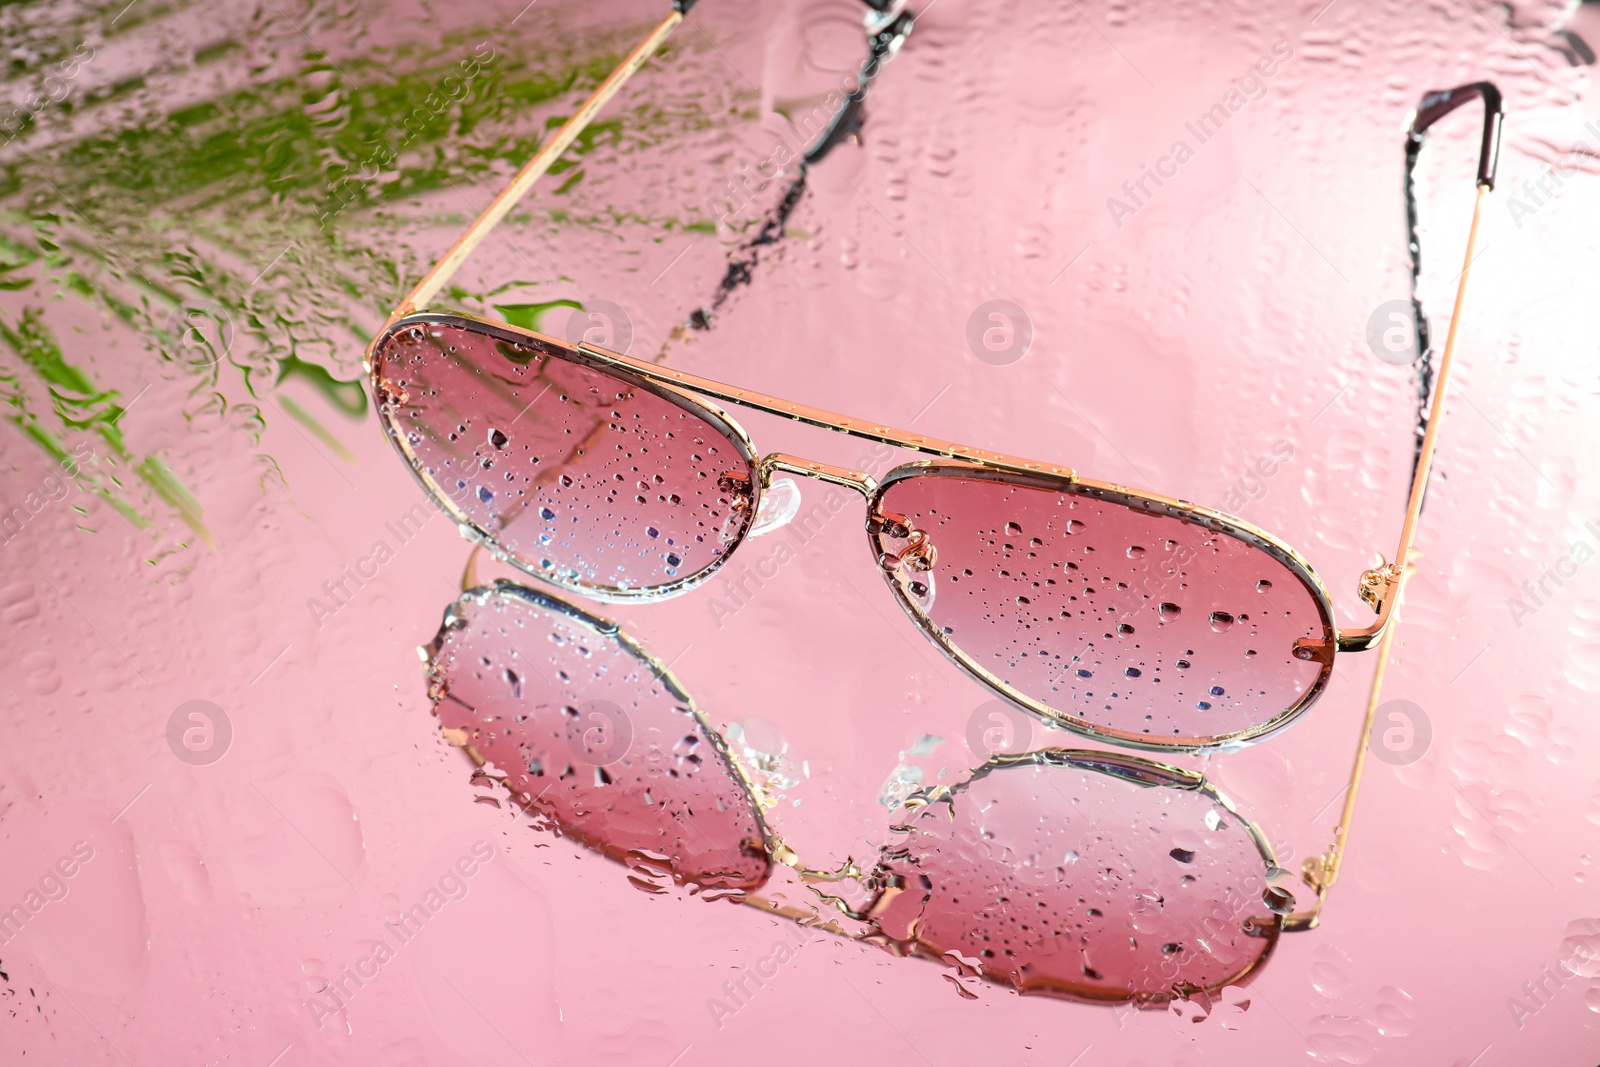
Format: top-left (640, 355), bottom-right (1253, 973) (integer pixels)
top-left (871, 473), bottom-right (1331, 745)
top-left (867, 753), bottom-right (1282, 1002)
top-left (372, 318), bottom-right (756, 595)
top-left (427, 584), bottom-right (771, 891)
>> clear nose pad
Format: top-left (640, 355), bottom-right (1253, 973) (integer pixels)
top-left (749, 477), bottom-right (802, 537)
top-left (898, 566), bottom-right (936, 614)
top-left (882, 529), bottom-right (937, 614)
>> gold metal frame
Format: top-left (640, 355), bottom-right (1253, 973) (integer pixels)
top-left (366, 5), bottom-right (1501, 935)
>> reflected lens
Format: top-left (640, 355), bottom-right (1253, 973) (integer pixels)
top-left (867, 752), bottom-right (1283, 1003)
top-left (372, 315), bottom-right (757, 597)
top-left (870, 469), bottom-right (1333, 747)
top-left (427, 583), bottom-right (772, 891)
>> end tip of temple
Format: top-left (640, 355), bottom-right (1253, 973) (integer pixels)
top-left (1406, 80), bottom-right (1504, 191)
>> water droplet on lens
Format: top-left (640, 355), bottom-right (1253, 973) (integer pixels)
top-left (1158, 602), bottom-right (1181, 621)
top-left (477, 486), bottom-right (494, 503)
top-left (540, 506), bottom-right (556, 520)
top-left (1125, 667), bottom-right (1142, 678)
top-left (1065, 519), bottom-right (1086, 534)
top-left (1005, 521), bottom-right (1023, 535)
top-left (1256, 579), bottom-right (1272, 592)
top-left (1209, 611), bottom-right (1235, 633)
top-left (1170, 847), bottom-right (1195, 863)
top-left (1127, 545), bottom-right (1146, 559)
top-left (489, 428), bottom-right (509, 449)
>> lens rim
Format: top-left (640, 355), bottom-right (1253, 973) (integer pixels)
top-left (866, 461), bottom-right (1338, 752)
top-left (427, 579), bottom-right (778, 887)
top-left (371, 311), bottom-right (763, 602)
top-left (869, 747), bottom-right (1285, 1004)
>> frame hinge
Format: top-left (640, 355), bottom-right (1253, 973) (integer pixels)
top-left (1357, 561), bottom-right (1402, 613)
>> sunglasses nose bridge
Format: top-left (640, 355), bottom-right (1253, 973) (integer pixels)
top-left (758, 452), bottom-right (877, 498)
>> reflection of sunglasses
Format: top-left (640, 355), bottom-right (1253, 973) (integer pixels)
top-left (365, 2), bottom-right (1502, 752)
top-left (428, 575), bottom-right (1293, 1004)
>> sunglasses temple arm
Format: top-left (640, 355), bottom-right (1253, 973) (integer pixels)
top-left (1283, 570), bottom-right (1407, 931)
top-left (379, 3), bottom-right (694, 329)
top-left (1337, 83), bottom-right (1501, 653)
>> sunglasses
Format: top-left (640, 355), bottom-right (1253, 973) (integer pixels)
top-left (428, 573), bottom-right (1292, 1004)
top-left (367, 1), bottom-right (1502, 933)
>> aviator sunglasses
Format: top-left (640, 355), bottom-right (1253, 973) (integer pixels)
top-left (365, 1), bottom-right (1503, 755)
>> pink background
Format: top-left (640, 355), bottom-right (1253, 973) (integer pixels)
top-left (2, 0), bottom-right (1599, 1063)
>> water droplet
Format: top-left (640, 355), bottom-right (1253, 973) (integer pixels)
top-left (488, 428), bottom-right (509, 449)
top-left (1065, 519), bottom-right (1086, 534)
top-left (1127, 545), bottom-right (1146, 559)
top-left (1158, 602), bottom-right (1181, 621)
top-left (1169, 847), bottom-right (1195, 863)
top-left (1256, 579), bottom-right (1272, 592)
top-left (1125, 667), bottom-right (1142, 678)
top-left (539, 506), bottom-right (556, 520)
top-left (477, 486), bottom-right (494, 503)
top-left (1005, 521), bottom-right (1023, 535)
top-left (1209, 611), bottom-right (1235, 633)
